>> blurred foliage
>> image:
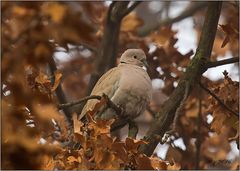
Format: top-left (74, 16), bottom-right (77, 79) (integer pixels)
top-left (1, 1), bottom-right (239, 170)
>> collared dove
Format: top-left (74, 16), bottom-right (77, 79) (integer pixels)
top-left (79, 49), bottom-right (152, 130)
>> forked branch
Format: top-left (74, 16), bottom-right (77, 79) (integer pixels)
top-left (139, 2), bottom-right (222, 156)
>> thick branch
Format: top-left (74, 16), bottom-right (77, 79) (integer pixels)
top-left (199, 82), bottom-right (238, 117)
top-left (138, 2), bottom-right (208, 37)
top-left (139, 2), bottom-right (222, 156)
top-left (49, 56), bottom-right (72, 124)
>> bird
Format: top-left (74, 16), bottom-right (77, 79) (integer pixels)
top-left (79, 49), bottom-right (152, 131)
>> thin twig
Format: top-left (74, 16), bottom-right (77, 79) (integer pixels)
top-left (138, 2), bottom-right (208, 36)
top-left (199, 82), bottom-right (238, 116)
top-left (120, 1), bottom-right (141, 18)
top-left (58, 93), bottom-right (124, 118)
top-left (58, 95), bottom-right (101, 109)
top-left (205, 57), bottom-right (239, 69)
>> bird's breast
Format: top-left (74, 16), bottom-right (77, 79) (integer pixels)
top-left (119, 65), bottom-right (152, 101)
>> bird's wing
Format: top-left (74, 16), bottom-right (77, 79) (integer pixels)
top-left (79, 67), bottom-right (121, 120)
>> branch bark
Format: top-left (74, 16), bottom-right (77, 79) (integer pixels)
top-left (59, 93), bottom-right (123, 118)
top-left (58, 95), bottom-right (101, 109)
top-left (139, 2), bottom-right (222, 156)
top-left (138, 2), bottom-right (208, 37)
top-left (204, 57), bottom-right (239, 70)
top-left (49, 56), bottom-right (72, 124)
top-left (120, 2), bottom-right (142, 18)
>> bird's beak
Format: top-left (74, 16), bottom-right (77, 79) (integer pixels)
top-left (142, 59), bottom-right (149, 69)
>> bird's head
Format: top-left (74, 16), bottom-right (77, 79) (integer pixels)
top-left (119, 49), bottom-right (149, 68)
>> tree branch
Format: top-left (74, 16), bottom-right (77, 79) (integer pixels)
top-left (139, 2), bottom-right (222, 156)
top-left (58, 93), bottom-right (124, 119)
top-left (204, 57), bottom-right (239, 70)
top-left (138, 2), bottom-right (208, 37)
top-left (199, 82), bottom-right (238, 117)
top-left (86, 1), bottom-right (141, 96)
top-left (120, 1), bottom-right (141, 19)
top-left (58, 95), bottom-right (101, 109)
top-left (49, 56), bottom-right (72, 124)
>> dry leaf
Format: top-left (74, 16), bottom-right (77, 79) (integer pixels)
top-left (67, 156), bottom-right (78, 163)
top-left (201, 127), bottom-right (231, 161)
top-left (219, 24), bottom-right (239, 48)
top-left (125, 137), bottom-right (147, 153)
top-left (167, 162), bottom-right (181, 170)
top-left (149, 26), bottom-right (177, 46)
top-left (41, 2), bottom-right (67, 23)
top-left (121, 12), bottom-right (143, 32)
top-left (51, 70), bottom-right (62, 92)
top-left (34, 103), bottom-right (60, 121)
top-left (73, 113), bottom-right (84, 134)
top-left (12, 6), bottom-right (28, 17)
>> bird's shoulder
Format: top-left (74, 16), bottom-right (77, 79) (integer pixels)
top-left (91, 66), bottom-right (121, 95)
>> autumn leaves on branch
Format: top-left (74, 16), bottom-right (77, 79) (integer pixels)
top-left (2, 2), bottom-right (239, 170)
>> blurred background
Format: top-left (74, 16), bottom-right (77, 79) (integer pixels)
top-left (2, 1), bottom-right (239, 169)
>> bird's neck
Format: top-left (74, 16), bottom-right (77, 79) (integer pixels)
top-left (118, 62), bottom-right (145, 70)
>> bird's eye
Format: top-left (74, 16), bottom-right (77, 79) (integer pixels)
top-left (133, 55), bottom-right (137, 59)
